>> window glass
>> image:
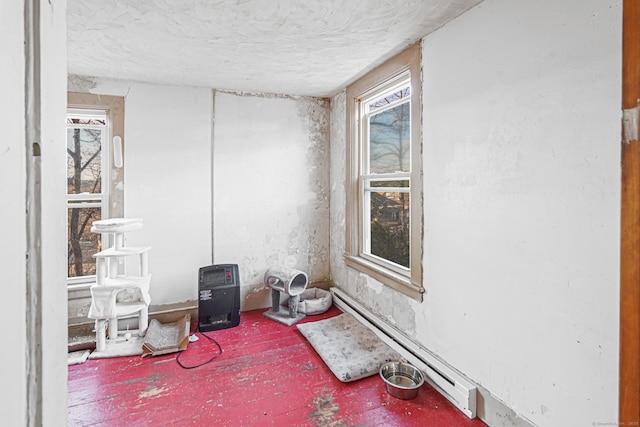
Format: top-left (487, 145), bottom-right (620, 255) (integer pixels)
top-left (67, 206), bottom-right (101, 277)
top-left (368, 88), bottom-right (411, 174)
top-left (66, 126), bottom-right (103, 194)
top-left (66, 111), bottom-right (107, 280)
top-left (369, 190), bottom-right (410, 268)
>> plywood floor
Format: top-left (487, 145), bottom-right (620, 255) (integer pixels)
top-left (68, 305), bottom-right (487, 426)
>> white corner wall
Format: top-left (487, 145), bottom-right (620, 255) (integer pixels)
top-left (331, 0), bottom-right (621, 426)
top-left (212, 91), bottom-right (330, 309)
top-left (124, 83), bottom-right (213, 306)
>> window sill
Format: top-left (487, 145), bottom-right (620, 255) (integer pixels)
top-left (344, 254), bottom-right (423, 301)
top-left (67, 281), bottom-right (93, 299)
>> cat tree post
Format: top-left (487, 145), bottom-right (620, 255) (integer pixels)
top-left (263, 266), bottom-right (308, 326)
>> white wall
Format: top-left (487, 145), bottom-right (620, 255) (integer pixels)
top-left (331, 0), bottom-right (622, 426)
top-left (213, 92), bottom-right (330, 309)
top-left (1, 3), bottom-right (28, 425)
top-left (124, 83), bottom-right (213, 306)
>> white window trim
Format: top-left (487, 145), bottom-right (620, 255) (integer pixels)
top-left (345, 42), bottom-right (423, 301)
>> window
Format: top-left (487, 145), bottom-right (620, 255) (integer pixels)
top-left (66, 92), bottom-right (125, 287)
top-left (66, 109), bottom-right (109, 283)
top-left (345, 42), bottom-right (423, 300)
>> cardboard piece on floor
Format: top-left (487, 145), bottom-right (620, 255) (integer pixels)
top-left (142, 314), bottom-right (191, 357)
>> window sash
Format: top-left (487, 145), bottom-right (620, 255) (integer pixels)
top-left (361, 79), bottom-right (411, 176)
top-left (359, 80), bottom-right (412, 276)
top-left (362, 192), bottom-right (411, 275)
top-left (361, 173), bottom-right (411, 273)
top-left (66, 110), bottom-right (110, 282)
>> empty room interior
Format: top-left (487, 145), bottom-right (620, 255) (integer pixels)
top-left (3, 0), bottom-right (639, 426)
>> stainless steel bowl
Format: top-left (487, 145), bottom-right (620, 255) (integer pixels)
top-left (379, 361), bottom-right (425, 400)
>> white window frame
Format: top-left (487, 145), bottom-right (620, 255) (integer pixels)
top-left (345, 42), bottom-right (423, 301)
top-left (66, 108), bottom-right (110, 286)
top-left (360, 75), bottom-right (411, 276)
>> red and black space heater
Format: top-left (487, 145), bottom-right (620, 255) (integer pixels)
top-left (198, 264), bottom-right (240, 332)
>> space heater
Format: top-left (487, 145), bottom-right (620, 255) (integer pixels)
top-left (198, 264), bottom-right (240, 332)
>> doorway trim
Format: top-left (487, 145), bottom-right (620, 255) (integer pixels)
top-left (620, 1), bottom-right (640, 424)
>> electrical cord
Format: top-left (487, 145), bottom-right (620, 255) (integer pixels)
top-left (176, 328), bottom-right (223, 369)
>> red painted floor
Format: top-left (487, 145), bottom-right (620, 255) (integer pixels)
top-left (68, 305), bottom-right (487, 426)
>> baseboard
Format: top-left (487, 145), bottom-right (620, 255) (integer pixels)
top-left (476, 385), bottom-right (537, 427)
top-left (68, 302), bottom-right (197, 339)
top-left (68, 282), bottom-right (332, 339)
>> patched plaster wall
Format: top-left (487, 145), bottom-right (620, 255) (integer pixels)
top-left (329, 90), bottom-right (418, 334)
top-left (213, 91), bottom-right (330, 310)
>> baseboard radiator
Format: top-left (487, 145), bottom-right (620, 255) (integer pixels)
top-left (330, 287), bottom-right (477, 419)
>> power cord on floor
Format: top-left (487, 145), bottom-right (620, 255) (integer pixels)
top-left (176, 328), bottom-right (223, 369)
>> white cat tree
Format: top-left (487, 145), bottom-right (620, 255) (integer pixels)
top-left (88, 218), bottom-right (151, 354)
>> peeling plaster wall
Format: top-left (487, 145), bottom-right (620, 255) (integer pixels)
top-left (213, 91), bottom-right (330, 310)
top-left (329, 91), bottom-right (419, 332)
top-left (330, 0), bottom-right (621, 426)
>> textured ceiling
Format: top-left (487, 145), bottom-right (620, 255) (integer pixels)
top-left (67, 0), bottom-right (482, 97)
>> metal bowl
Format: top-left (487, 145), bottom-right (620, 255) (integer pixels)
top-left (379, 361), bottom-right (425, 400)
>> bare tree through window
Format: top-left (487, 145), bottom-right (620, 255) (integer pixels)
top-left (66, 114), bottom-right (105, 278)
top-left (368, 87), bottom-right (410, 173)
